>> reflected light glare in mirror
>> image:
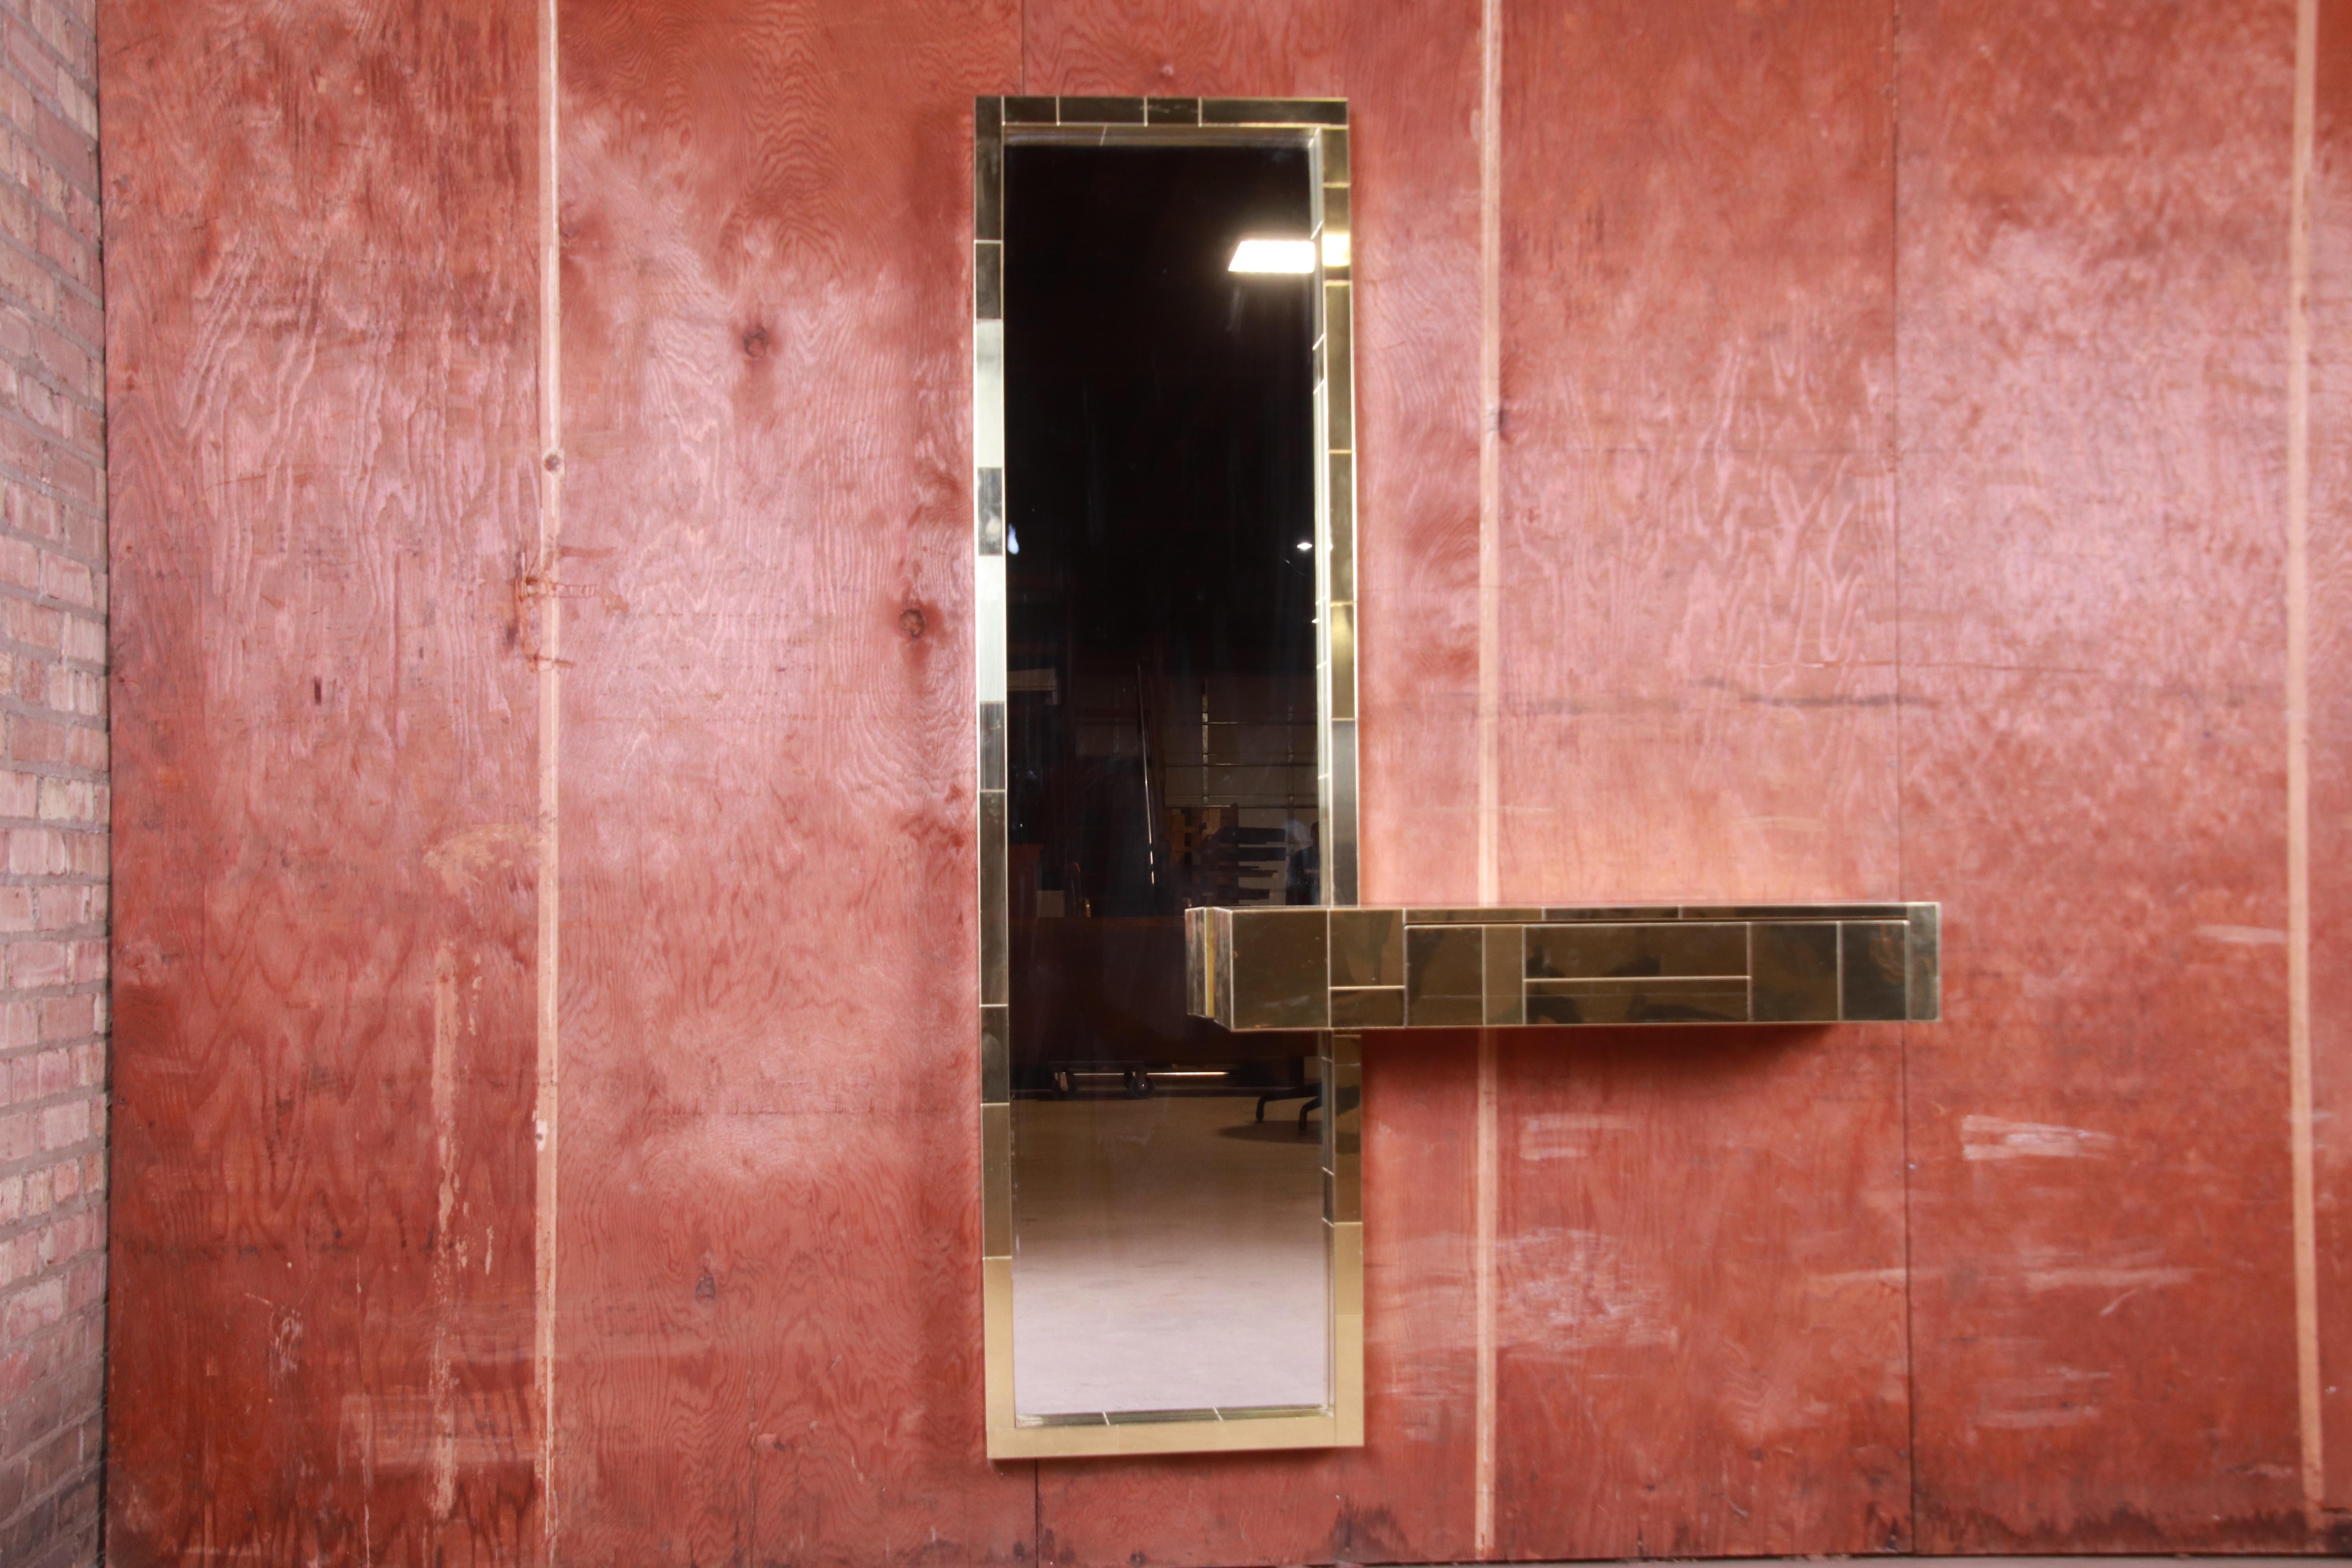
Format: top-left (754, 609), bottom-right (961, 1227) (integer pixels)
top-left (1321, 232), bottom-right (1349, 269)
top-left (1229, 237), bottom-right (1317, 274)
top-left (1295, 540), bottom-right (1312, 552)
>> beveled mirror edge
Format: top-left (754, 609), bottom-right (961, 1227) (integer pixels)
top-left (973, 95), bottom-right (1365, 1462)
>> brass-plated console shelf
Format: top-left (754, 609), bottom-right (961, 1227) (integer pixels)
top-left (1187, 904), bottom-right (1941, 1032)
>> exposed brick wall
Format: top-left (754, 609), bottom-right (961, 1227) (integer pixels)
top-left (0, 0), bottom-right (102, 1564)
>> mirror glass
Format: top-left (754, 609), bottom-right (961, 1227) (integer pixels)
top-left (1002, 140), bottom-right (1330, 1419)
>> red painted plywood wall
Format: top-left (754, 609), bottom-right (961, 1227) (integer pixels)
top-left (102, 2), bottom-right (545, 1563)
top-left (1897, 0), bottom-right (2321, 1547)
top-left (100, 0), bottom-right (2352, 1563)
top-left (552, 2), bottom-right (1033, 1562)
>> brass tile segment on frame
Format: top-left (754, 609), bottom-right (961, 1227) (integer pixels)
top-left (1406, 924), bottom-right (1485, 1026)
top-left (978, 699), bottom-right (1005, 790)
top-left (1906, 904), bottom-right (1942, 1022)
top-left (1327, 722), bottom-right (1358, 906)
top-left (984, 1256), bottom-right (1014, 1431)
top-left (1330, 907), bottom-right (1404, 986)
top-left (978, 790), bottom-right (1007, 1005)
top-left (1523, 921), bottom-right (1748, 981)
top-left (1526, 976), bottom-right (1751, 1026)
top-left (1320, 125), bottom-right (1350, 185)
top-left (1229, 907), bottom-right (1330, 1030)
top-left (1842, 921), bottom-right (1909, 1021)
top-left (1751, 922), bottom-right (1838, 1023)
top-left (974, 98), bottom-right (1003, 238)
top-left (973, 321), bottom-right (1005, 470)
top-left (980, 1004), bottom-right (1010, 1103)
top-left (982, 1102), bottom-right (1013, 1256)
top-left (1331, 987), bottom-right (1404, 1028)
top-left (1484, 924), bottom-right (1525, 1026)
top-left (1328, 602), bottom-right (1356, 723)
top-left (1059, 95), bottom-right (1146, 123)
top-left (1202, 98), bottom-right (1348, 125)
top-left (974, 240), bottom-right (1002, 320)
top-left (1410, 907), bottom-right (1543, 924)
top-left (1327, 462), bottom-right (1354, 601)
top-left (975, 467), bottom-right (1004, 555)
top-left (1324, 287), bottom-right (1352, 451)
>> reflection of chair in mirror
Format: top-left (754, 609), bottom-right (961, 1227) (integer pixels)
top-left (1250, 1056), bottom-right (1321, 1131)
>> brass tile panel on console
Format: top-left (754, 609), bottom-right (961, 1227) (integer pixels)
top-left (1187, 904), bottom-right (1942, 1029)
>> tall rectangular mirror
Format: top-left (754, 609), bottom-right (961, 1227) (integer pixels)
top-left (973, 97), bottom-right (1361, 1460)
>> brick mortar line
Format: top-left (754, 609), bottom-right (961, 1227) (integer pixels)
top-left (0, 1217), bottom-right (106, 1262)
top-left (0, 1383), bottom-right (107, 1450)
top-left (0, 1147), bottom-right (105, 1188)
top-left (0, 141), bottom-right (101, 285)
top-left (0, 1059), bottom-right (106, 1080)
top-left (0, 1456), bottom-right (107, 1537)
top-left (0, 89), bottom-right (100, 212)
top-left (0, 11), bottom-right (101, 106)
top-left (0, 253), bottom-right (106, 411)
top-left (0, 1036), bottom-right (107, 1060)
top-left (0, 747), bottom-right (109, 778)
top-left (0, 1360), bottom-right (107, 1437)
top-left (0, 460), bottom-right (102, 537)
top-left (0, 437), bottom-right (107, 526)
top-left (0, 1083), bottom-right (103, 1116)
top-left (0, 704), bottom-right (105, 733)
top-left (0, 405), bottom-right (106, 513)
top-left (0, 991), bottom-right (107, 1013)
top-left (0, 692), bottom-right (107, 731)
top-left (0, 649), bottom-right (107, 682)
top-left (0, 1027), bottom-right (102, 1042)
top-left (0, 517), bottom-right (109, 581)
top-left (0, 814), bottom-right (108, 833)
top-left (0, 574), bottom-right (103, 624)
top-left (0, 1480), bottom-right (105, 1546)
top-left (0, 1387), bottom-right (108, 1461)
top-left (0, 988), bottom-right (106, 1015)
top-left (0, 1206), bottom-right (107, 1256)
top-left (0, 328), bottom-right (105, 423)
top-left (0, 200), bottom-right (103, 319)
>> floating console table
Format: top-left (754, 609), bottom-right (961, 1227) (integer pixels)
top-left (1186, 904), bottom-right (1941, 1032)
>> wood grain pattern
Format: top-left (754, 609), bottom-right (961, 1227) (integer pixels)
top-left (1487, 2), bottom-right (1911, 1557)
top-left (1494, 1027), bottom-right (1911, 1555)
top-left (552, 2), bottom-right (1032, 1562)
top-left (1496, 0), bottom-right (1900, 906)
top-left (1020, 4), bottom-right (1485, 1563)
top-left (101, 2), bottom-right (545, 1563)
top-left (1897, 0), bottom-right (2343, 1548)
top-left (2309, 0), bottom-right (2352, 1513)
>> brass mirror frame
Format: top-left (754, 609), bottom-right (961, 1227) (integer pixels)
top-left (972, 95), bottom-right (1364, 1459)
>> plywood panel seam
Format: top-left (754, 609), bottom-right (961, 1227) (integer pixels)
top-left (2291, 0), bottom-right (2326, 1517)
top-left (534, 0), bottom-right (563, 1560)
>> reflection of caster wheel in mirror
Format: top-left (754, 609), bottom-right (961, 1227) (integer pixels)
top-left (1125, 1069), bottom-right (1153, 1098)
top-left (1052, 1070), bottom-right (1075, 1099)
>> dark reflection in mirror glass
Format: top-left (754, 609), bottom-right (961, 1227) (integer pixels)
top-left (1002, 141), bottom-right (1328, 1417)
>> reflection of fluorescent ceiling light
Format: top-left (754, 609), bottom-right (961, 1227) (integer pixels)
top-left (1321, 231), bottom-right (1349, 269)
top-left (1229, 238), bottom-right (1317, 274)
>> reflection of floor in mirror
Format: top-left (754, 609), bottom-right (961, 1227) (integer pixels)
top-left (1011, 1093), bottom-right (1329, 1417)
